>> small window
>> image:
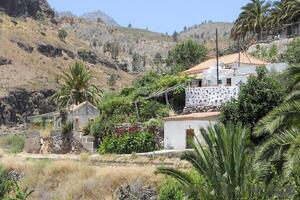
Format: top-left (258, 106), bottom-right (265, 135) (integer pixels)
top-left (198, 79), bottom-right (202, 87)
top-left (218, 80), bottom-right (222, 85)
top-left (226, 78), bottom-right (232, 86)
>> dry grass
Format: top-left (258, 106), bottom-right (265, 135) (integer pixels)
top-left (2, 156), bottom-right (161, 200)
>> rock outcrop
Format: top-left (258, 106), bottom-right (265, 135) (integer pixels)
top-left (0, 0), bottom-right (54, 19)
top-left (0, 89), bottom-right (56, 125)
top-left (11, 40), bottom-right (34, 53)
top-left (0, 56), bottom-right (12, 65)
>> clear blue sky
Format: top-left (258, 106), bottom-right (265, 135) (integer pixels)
top-left (48, 0), bottom-right (249, 33)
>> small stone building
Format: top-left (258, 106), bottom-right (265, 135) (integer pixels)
top-left (68, 101), bottom-right (100, 131)
top-left (164, 112), bottom-right (220, 150)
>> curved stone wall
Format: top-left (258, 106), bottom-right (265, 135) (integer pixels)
top-left (185, 86), bottom-right (239, 109)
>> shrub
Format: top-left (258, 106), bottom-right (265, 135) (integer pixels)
top-left (284, 37), bottom-right (300, 64)
top-left (98, 132), bottom-right (156, 154)
top-left (166, 40), bottom-right (208, 71)
top-left (158, 178), bottom-right (185, 200)
top-left (220, 67), bottom-right (285, 131)
top-left (0, 135), bottom-right (25, 153)
top-left (139, 100), bottom-right (169, 121)
top-left (0, 165), bottom-right (12, 199)
top-left (58, 29), bottom-right (68, 42)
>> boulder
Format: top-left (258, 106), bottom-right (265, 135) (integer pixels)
top-left (0, 56), bottom-right (12, 65)
top-left (11, 40), bottom-right (33, 53)
top-left (115, 179), bottom-right (157, 200)
top-left (0, 0), bottom-right (54, 19)
top-left (37, 44), bottom-right (63, 58)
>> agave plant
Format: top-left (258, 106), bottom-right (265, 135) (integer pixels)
top-left (156, 123), bottom-right (252, 200)
top-left (53, 62), bottom-right (102, 108)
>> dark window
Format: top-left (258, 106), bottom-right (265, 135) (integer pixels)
top-left (226, 78), bottom-right (232, 86)
top-left (198, 79), bottom-right (202, 87)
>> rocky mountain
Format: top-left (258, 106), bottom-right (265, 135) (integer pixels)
top-left (0, 0), bottom-right (54, 19)
top-left (179, 22), bottom-right (233, 50)
top-left (81, 10), bottom-right (119, 27)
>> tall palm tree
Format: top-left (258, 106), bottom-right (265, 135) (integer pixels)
top-left (254, 65), bottom-right (300, 178)
top-left (53, 62), bottom-right (102, 108)
top-left (268, 0), bottom-right (291, 28)
top-left (156, 123), bottom-right (252, 200)
top-left (231, 0), bottom-right (271, 40)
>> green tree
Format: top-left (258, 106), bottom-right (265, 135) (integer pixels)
top-left (53, 62), bottom-right (102, 108)
top-left (254, 65), bottom-right (300, 181)
top-left (156, 123), bottom-right (252, 200)
top-left (166, 40), bottom-right (208, 72)
top-left (231, 0), bottom-right (271, 40)
top-left (220, 67), bottom-right (285, 130)
top-left (284, 37), bottom-right (300, 64)
top-left (58, 29), bottom-right (67, 42)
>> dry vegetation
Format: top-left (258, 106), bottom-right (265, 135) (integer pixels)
top-left (1, 155), bottom-right (163, 200)
top-left (0, 14), bottom-right (135, 96)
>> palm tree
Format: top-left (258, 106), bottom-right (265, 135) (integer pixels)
top-left (254, 65), bottom-right (300, 178)
top-left (156, 123), bottom-right (252, 200)
top-left (231, 0), bottom-right (271, 40)
top-left (53, 62), bottom-right (102, 108)
top-left (268, 0), bottom-right (291, 28)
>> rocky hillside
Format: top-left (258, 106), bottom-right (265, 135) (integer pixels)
top-left (179, 22), bottom-right (233, 50)
top-left (0, 2), bottom-right (136, 96)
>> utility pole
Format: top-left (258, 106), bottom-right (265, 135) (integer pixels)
top-left (238, 40), bottom-right (241, 68)
top-left (216, 29), bottom-right (219, 86)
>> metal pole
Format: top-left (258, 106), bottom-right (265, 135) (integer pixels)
top-left (216, 29), bottom-right (219, 86)
top-left (238, 40), bottom-right (241, 68)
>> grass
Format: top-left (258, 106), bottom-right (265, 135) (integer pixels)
top-left (2, 158), bottom-right (161, 200)
top-left (0, 135), bottom-right (25, 153)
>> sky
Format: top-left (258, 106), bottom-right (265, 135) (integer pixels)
top-left (47, 0), bottom-right (249, 33)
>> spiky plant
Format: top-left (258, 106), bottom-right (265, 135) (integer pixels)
top-left (53, 62), bottom-right (102, 108)
top-left (156, 123), bottom-right (252, 200)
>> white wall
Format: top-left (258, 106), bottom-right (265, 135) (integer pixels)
top-left (164, 117), bottom-right (218, 150)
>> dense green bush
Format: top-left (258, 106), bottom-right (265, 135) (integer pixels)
top-left (158, 178), bottom-right (185, 200)
top-left (284, 37), bottom-right (300, 64)
top-left (252, 44), bottom-right (278, 62)
top-left (58, 29), bottom-right (68, 41)
top-left (98, 132), bottom-right (156, 154)
top-left (139, 100), bottom-right (169, 121)
top-left (0, 165), bottom-right (12, 199)
top-left (220, 67), bottom-right (285, 131)
top-left (166, 40), bottom-right (208, 72)
top-left (0, 135), bottom-right (25, 153)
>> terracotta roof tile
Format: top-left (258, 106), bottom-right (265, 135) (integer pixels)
top-left (182, 53), bottom-right (268, 76)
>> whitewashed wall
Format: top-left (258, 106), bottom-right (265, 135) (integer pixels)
top-left (185, 86), bottom-right (239, 108)
top-left (69, 104), bottom-right (100, 129)
top-left (164, 117), bottom-right (218, 150)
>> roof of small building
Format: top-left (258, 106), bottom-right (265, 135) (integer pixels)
top-left (182, 52), bottom-right (268, 76)
top-left (69, 101), bottom-right (98, 112)
top-left (164, 112), bottom-right (220, 121)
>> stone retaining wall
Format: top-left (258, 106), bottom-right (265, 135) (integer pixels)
top-left (185, 86), bottom-right (239, 109)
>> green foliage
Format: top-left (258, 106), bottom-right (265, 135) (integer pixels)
top-left (139, 100), bottom-right (169, 121)
top-left (166, 40), bottom-right (208, 71)
top-left (53, 62), bottom-right (102, 108)
top-left (158, 178), bottom-right (185, 200)
top-left (252, 44), bottom-right (278, 62)
top-left (0, 135), bottom-right (25, 154)
top-left (98, 132), bottom-right (156, 154)
top-left (156, 123), bottom-right (252, 200)
top-left (144, 118), bottom-right (163, 128)
top-left (284, 37), bottom-right (300, 64)
top-left (0, 165), bottom-right (12, 199)
top-left (58, 29), bottom-right (67, 42)
top-left (8, 182), bottom-right (34, 200)
top-left (62, 122), bottom-right (73, 135)
top-left (220, 67), bottom-right (285, 129)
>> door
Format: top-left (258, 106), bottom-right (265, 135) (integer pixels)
top-left (186, 128), bottom-right (195, 149)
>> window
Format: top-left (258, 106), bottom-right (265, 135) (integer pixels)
top-left (226, 78), bottom-right (232, 86)
top-left (198, 79), bottom-right (202, 87)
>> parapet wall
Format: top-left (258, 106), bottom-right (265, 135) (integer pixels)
top-left (185, 86), bottom-right (239, 109)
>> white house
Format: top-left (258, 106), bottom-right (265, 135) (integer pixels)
top-left (164, 112), bottom-right (220, 150)
top-left (182, 52), bottom-right (269, 87)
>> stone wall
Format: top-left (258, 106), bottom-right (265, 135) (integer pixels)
top-left (185, 86), bottom-right (239, 110)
